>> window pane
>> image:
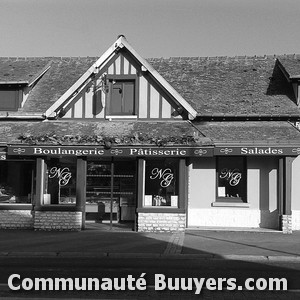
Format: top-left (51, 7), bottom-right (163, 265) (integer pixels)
top-left (110, 83), bottom-right (123, 114)
top-left (123, 82), bottom-right (134, 114)
top-left (44, 158), bottom-right (76, 205)
top-left (0, 161), bottom-right (34, 204)
top-left (145, 159), bottom-right (179, 207)
top-left (217, 157), bottom-right (246, 202)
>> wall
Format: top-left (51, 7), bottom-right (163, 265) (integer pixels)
top-left (138, 212), bottom-right (185, 232)
top-left (34, 211), bottom-right (82, 231)
top-left (188, 156), bottom-right (279, 229)
top-left (0, 210), bottom-right (33, 229)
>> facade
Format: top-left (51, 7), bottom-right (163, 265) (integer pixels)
top-left (1, 36), bottom-right (300, 233)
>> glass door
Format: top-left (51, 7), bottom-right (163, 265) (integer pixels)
top-left (86, 159), bottom-right (136, 228)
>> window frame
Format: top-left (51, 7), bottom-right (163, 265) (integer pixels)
top-left (215, 156), bottom-right (247, 204)
top-left (105, 75), bottom-right (138, 118)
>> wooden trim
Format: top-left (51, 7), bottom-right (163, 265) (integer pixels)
top-left (106, 74), bottom-right (137, 80)
top-left (278, 158), bottom-right (284, 215)
top-left (159, 94), bottom-right (163, 119)
top-left (35, 205), bottom-right (80, 212)
top-left (35, 158), bottom-right (45, 210)
top-left (0, 204), bottom-right (32, 210)
top-left (137, 158), bottom-right (145, 209)
top-left (113, 60), bottom-right (116, 74)
top-left (76, 157), bottom-right (87, 229)
top-left (135, 73), bottom-right (139, 116)
top-left (278, 157), bottom-right (294, 215)
top-left (147, 81), bottom-right (151, 119)
top-left (128, 61), bottom-right (132, 74)
top-left (120, 55), bottom-right (124, 75)
top-left (178, 158), bottom-right (187, 210)
top-left (82, 91), bottom-right (86, 118)
top-left (285, 157), bottom-right (293, 215)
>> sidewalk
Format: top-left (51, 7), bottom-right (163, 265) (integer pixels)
top-left (0, 226), bottom-right (300, 261)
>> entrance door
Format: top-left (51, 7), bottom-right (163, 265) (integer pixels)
top-left (85, 159), bottom-right (136, 229)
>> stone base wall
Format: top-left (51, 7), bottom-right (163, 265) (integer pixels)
top-left (292, 211), bottom-right (300, 230)
top-left (138, 212), bottom-right (186, 232)
top-left (0, 210), bottom-right (34, 229)
top-left (281, 215), bottom-right (292, 234)
top-left (34, 211), bottom-right (82, 231)
top-left (188, 208), bottom-right (279, 229)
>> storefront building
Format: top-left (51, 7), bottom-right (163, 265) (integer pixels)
top-left (1, 36), bottom-right (300, 233)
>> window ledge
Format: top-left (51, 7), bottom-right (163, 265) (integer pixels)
top-left (106, 115), bottom-right (137, 120)
top-left (211, 202), bottom-right (250, 208)
top-left (137, 207), bottom-right (185, 213)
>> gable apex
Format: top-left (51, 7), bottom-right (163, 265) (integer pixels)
top-left (45, 36), bottom-right (197, 120)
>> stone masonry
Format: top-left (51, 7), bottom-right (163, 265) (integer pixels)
top-left (0, 210), bottom-right (34, 229)
top-left (34, 211), bottom-right (82, 231)
top-left (138, 212), bottom-right (186, 232)
top-left (281, 214), bottom-right (292, 234)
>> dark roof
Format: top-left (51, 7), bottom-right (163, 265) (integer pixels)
top-left (194, 121), bottom-right (300, 144)
top-left (1, 120), bottom-right (212, 146)
top-left (278, 55), bottom-right (300, 78)
top-left (148, 56), bottom-right (300, 117)
top-left (0, 57), bottom-right (97, 115)
top-left (1, 53), bottom-right (300, 118)
top-left (0, 57), bottom-right (50, 83)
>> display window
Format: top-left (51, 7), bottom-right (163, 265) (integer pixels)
top-left (216, 156), bottom-right (247, 202)
top-left (0, 161), bottom-right (35, 204)
top-left (43, 158), bottom-right (76, 205)
top-left (144, 158), bottom-right (179, 207)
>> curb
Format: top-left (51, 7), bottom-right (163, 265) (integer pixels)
top-left (1, 252), bottom-right (300, 261)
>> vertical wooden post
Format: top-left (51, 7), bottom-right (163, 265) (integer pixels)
top-left (284, 157), bottom-right (293, 215)
top-left (178, 158), bottom-right (187, 210)
top-left (278, 158), bottom-right (284, 216)
top-left (278, 157), bottom-right (294, 233)
top-left (110, 158), bottom-right (114, 230)
top-left (137, 158), bottom-right (145, 209)
top-left (76, 157), bottom-right (87, 230)
top-left (35, 158), bottom-right (45, 210)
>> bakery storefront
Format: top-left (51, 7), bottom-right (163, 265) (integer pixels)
top-left (1, 141), bottom-right (300, 233)
top-left (3, 144), bottom-right (213, 231)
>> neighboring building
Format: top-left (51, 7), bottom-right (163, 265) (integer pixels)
top-left (0, 35), bottom-right (300, 233)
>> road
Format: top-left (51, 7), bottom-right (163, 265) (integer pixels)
top-left (0, 256), bottom-right (300, 299)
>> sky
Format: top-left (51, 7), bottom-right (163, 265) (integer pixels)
top-left (0, 0), bottom-right (300, 58)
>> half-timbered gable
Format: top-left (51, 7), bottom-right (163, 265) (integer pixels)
top-left (47, 36), bottom-right (196, 121)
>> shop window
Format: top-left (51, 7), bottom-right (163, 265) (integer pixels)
top-left (0, 161), bottom-right (35, 204)
top-left (216, 157), bottom-right (247, 203)
top-left (144, 159), bottom-right (179, 207)
top-left (43, 158), bottom-right (76, 205)
top-left (107, 80), bottom-right (135, 116)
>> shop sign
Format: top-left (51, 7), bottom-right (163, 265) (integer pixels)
top-left (215, 146), bottom-right (300, 156)
top-left (7, 145), bottom-right (214, 157)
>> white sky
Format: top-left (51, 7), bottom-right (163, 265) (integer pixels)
top-left (0, 0), bottom-right (299, 58)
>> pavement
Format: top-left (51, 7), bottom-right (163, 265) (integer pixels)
top-left (1, 226), bottom-right (300, 299)
top-left (0, 224), bottom-right (300, 261)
